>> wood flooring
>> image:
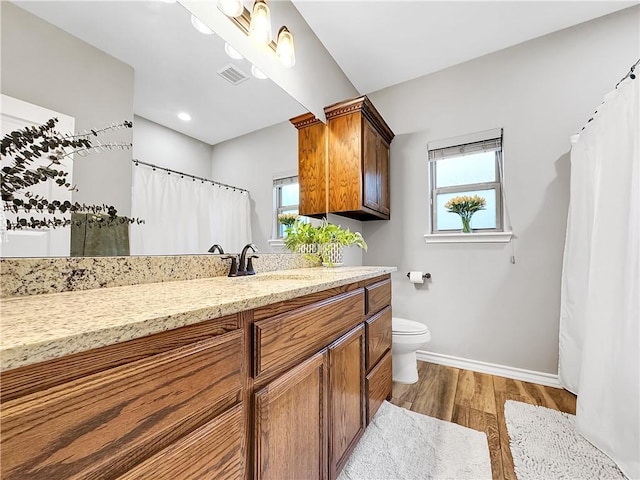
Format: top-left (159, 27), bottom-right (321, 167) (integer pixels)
top-left (390, 361), bottom-right (577, 480)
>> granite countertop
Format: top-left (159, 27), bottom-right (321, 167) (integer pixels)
top-left (0, 266), bottom-right (395, 371)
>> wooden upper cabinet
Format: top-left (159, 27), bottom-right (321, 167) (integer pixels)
top-left (292, 113), bottom-right (327, 218)
top-left (290, 96), bottom-right (394, 221)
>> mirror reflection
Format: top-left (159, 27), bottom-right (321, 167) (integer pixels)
top-left (1, 0), bottom-right (307, 258)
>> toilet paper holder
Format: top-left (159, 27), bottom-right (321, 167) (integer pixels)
top-left (406, 272), bottom-right (431, 279)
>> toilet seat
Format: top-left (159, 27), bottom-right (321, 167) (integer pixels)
top-left (392, 317), bottom-right (429, 335)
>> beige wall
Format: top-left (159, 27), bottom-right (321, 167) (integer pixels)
top-left (363, 6), bottom-right (640, 374)
top-left (1, 3), bottom-right (134, 216)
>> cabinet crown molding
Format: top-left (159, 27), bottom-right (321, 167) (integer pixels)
top-left (324, 96), bottom-right (394, 144)
top-left (290, 112), bottom-right (321, 129)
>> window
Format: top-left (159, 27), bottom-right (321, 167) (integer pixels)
top-left (273, 175), bottom-right (300, 239)
top-left (428, 129), bottom-right (505, 234)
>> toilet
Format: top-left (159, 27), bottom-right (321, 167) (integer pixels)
top-left (392, 317), bottom-right (431, 384)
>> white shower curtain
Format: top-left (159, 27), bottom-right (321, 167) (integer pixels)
top-left (130, 164), bottom-right (252, 255)
top-left (559, 76), bottom-right (639, 478)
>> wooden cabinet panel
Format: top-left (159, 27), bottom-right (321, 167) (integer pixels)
top-left (255, 350), bottom-right (328, 480)
top-left (378, 140), bottom-right (390, 215)
top-left (119, 403), bottom-right (246, 480)
top-left (1, 330), bottom-right (243, 480)
top-left (298, 117), bottom-right (327, 217)
top-left (328, 112), bottom-right (363, 214)
top-left (363, 121), bottom-right (380, 212)
top-left (366, 350), bottom-right (393, 423)
top-left (366, 278), bottom-right (392, 315)
top-left (254, 288), bottom-right (364, 379)
top-left (366, 306), bottom-right (392, 371)
top-left (328, 325), bottom-right (365, 480)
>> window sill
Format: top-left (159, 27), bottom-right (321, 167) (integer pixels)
top-left (268, 239), bottom-right (286, 250)
top-left (424, 231), bottom-right (513, 244)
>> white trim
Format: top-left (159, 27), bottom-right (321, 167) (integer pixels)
top-left (268, 239), bottom-right (287, 253)
top-left (272, 169), bottom-right (297, 181)
top-left (424, 231), bottom-right (513, 244)
top-left (427, 128), bottom-right (502, 151)
top-left (416, 350), bottom-right (562, 388)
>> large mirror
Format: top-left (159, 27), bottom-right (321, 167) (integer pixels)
top-left (1, 0), bottom-right (308, 258)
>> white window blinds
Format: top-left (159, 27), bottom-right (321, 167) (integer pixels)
top-left (428, 128), bottom-right (503, 161)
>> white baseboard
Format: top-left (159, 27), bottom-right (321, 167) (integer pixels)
top-left (415, 350), bottom-right (562, 389)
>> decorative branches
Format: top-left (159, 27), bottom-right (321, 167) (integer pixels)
top-left (1, 117), bottom-right (142, 230)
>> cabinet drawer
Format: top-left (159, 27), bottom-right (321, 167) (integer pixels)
top-left (366, 278), bottom-right (391, 315)
top-left (254, 289), bottom-right (364, 379)
top-left (119, 403), bottom-right (245, 480)
top-left (366, 306), bottom-right (391, 371)
top-left (1, 330), bottom-right (244, 480)
top-left (366, 350), bottom-right (392, 424)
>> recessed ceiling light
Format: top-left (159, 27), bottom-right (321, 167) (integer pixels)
top-left (224, 43), bottom-right (244, 60)
top-left (178, 112), bottom-right (192, 121)
top-left (190, 14), bottom-right (214, 35)
top-left (251, 65), bottom-right (268, 80)
top-left (217, 0), bottom-right (243, 17)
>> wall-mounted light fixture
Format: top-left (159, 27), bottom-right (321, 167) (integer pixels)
top-left (248, 0), bottom-right (272, 45)
top-left (276, 26), bottom-right (295, 68)
top-left (218, 0), bottom-right (295, 68)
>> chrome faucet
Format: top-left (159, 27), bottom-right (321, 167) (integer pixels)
top-left (238, 243), bottom-right (259, 276)
top-left (208, 244), bottom-right (224, 254)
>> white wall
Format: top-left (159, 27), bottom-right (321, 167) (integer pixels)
top-left (364, 6), bottom-right (640, 374)
top-left (1, 3), bottom-right (134, 216)
top-left (132, 115), bottom-right (213, 178)
top-left (211, 120), bottom-right (364, 263)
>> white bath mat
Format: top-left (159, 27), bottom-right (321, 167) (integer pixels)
top-left (504, 400), bottom-right (625, 480)
top-left (338, 401), bottom-right (492, 480)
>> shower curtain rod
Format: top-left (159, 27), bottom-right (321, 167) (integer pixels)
top-left (579, 58), bottom-right (639, 133)
top-left (132, 159), bottom-right (249, 193)
top-left (615, 58), bottom-right (639, 89)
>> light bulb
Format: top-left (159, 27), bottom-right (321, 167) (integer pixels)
top-left (251, 65), bottom-right (268, 80)
top-left (217, 0), bottom-right (243, 17)
top-left (178, 112), bottom-right (192, 121)
top-left (249, 0), bottom-right (272, 45)
top-left (190, 14), bottom-right (214, 35)
top-left (276, 27), bottom-right (295, 68)
top-left (224, 43), bottom-right (244, 60)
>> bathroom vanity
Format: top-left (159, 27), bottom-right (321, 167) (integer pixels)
top-left (0, 265), bottom-right (394, 480)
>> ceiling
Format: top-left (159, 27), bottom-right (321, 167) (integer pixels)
top-left (11, 1), bottom-right (638, 146)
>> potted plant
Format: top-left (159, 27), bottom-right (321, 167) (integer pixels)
top-left (317, 219), bottom-right (367, 267)
top-left (283, 218), bottom-right (319, 254)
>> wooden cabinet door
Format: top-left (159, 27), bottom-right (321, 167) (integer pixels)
top-left (363, 121), bottom-right (380, 212)
top-left (255, 350), bottom-right (328, 480)
top-left (328, 325), bottom-right (365, 480)
top-left (298, 121), bottom-right (327, 217)
top-left (378, 139), bottom-right (390, 216)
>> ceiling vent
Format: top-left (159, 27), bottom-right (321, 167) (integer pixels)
top-left (217, 64), bottom-right (250, 85)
